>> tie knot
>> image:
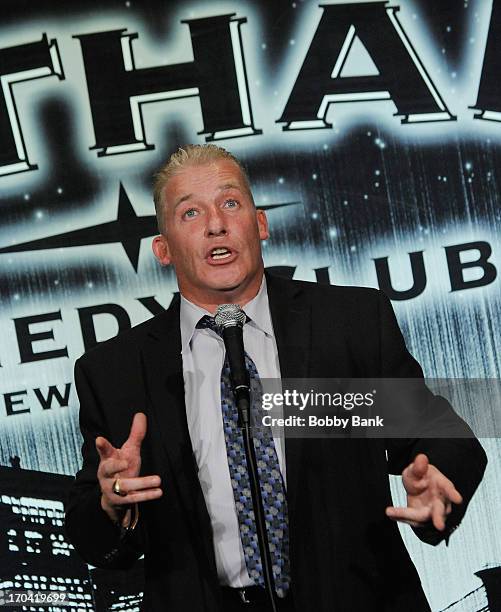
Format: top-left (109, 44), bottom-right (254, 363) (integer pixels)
top-left (196, 315), bottom-right (222, 335)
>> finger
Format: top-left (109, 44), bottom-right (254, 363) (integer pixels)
top-left (385, 506), bottom-right (423, 528)
top-left (402, 456), bottom-right (429, 494)
top-left (409, 454), bottom-right (429, 479)
top-left (403, 470), bottom-right (428, 495)
top-left (126, 412), bottom-right (147, 449)
top-left (114, 475), bottom-right (162, 494)
top-left (431, 499), bottom-right (447, 531)
top-left (385, 505), bottom-right (431, 525)
top-left (109, 488), bottom-right (163, 506)
top-left (98, 458), bottom-right (129, 479)
top-left (441, 479), bottom-right (463, 505)
top-left (95, 436), bottom-right (116, 460)
top-left (402, 468), bottom-right (428, 498)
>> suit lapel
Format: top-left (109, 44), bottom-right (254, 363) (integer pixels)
top-left (139, 296), bottom-right (217, 576)
top-left (266, 271), bottom-right (311, 380)
top-left (266, 271), bottom-right (311, 511)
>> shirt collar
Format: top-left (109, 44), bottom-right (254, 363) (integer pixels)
top-left (180, 296), bottom-right (212, 353)
top-left (243, 276), bottom-right (274, 338)
top-left (179, 276), bottom-right (274, 352)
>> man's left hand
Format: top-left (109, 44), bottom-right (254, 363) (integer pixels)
top-left (385, 453), bottom-right (463, 531)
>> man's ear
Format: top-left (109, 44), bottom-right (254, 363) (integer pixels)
top-left (152, 234), bottom-right (172, 266)
top-left (257, 209), bottom-right (269, 241)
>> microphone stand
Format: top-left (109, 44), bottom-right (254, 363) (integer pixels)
top-left (223, 322), bottom-right (279, 612)
top-left (236, 393), bottom-right (279, 612)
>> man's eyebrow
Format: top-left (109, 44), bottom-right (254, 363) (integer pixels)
top-left (173, 193), bottom-right (193, 209)
top-left (173, 183), bottom-right (242, 209)
top-left (218, 183), bottom-right (241, 192)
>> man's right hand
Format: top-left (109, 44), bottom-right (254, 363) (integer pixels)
top-left (96, 412), bottom-right (162, 525)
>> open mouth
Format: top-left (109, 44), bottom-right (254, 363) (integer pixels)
top-left (209, 247), bottom-right (233, 261)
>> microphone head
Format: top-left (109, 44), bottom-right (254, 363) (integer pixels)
top-left (214, 304), bottom-right (246, 329)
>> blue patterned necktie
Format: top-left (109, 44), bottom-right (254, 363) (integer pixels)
top-left (197, 315), bottom-right (290, 597)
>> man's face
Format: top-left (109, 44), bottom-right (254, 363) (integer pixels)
top-left (152, 159), bottom-right (269, 306)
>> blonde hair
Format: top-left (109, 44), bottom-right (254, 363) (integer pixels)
top-left (153, 144), bottom-right (253, 233)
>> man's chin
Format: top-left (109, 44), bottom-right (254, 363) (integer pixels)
top-left (191, 266), bottom-right (263, 300)
top-left (204, 269), bottom-right (246, 293)
top-left (207, 281), bottom-right (243, 294)
top-left (217, 283), bottom-right (242, 292)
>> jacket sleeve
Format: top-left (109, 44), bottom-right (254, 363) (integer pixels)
top-left (64, 357), bottom-right (145, 569)
top-left (377, 290), bottom-right (487, 545)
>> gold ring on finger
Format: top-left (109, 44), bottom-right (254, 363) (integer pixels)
top-left (112, 478), bottom-right (127, 497)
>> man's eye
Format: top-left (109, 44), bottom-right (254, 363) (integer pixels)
top-left (223, 199), bottom-right (238, 208)
top-left (183, 208), bottom-right (198, 219)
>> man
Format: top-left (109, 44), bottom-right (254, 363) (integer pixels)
top-left (65, 144), bottom-right (487, 612)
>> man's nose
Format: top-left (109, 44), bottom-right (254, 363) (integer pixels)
top-left (206, 208), bottom-right (227, 237)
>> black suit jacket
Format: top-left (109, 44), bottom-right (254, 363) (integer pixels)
top-left (65, 273), bottom-right (487, 611)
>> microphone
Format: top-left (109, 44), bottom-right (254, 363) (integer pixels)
top-left (214, 303), bottom-right (250, 426)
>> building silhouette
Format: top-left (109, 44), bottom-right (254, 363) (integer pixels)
top-left (0, 458), bottom-right (144, 611)
top-left (438, 567), bottom-right (501, 612)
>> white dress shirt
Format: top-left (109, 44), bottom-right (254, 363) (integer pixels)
top-left (180, 278), bottom-right (285, 587)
